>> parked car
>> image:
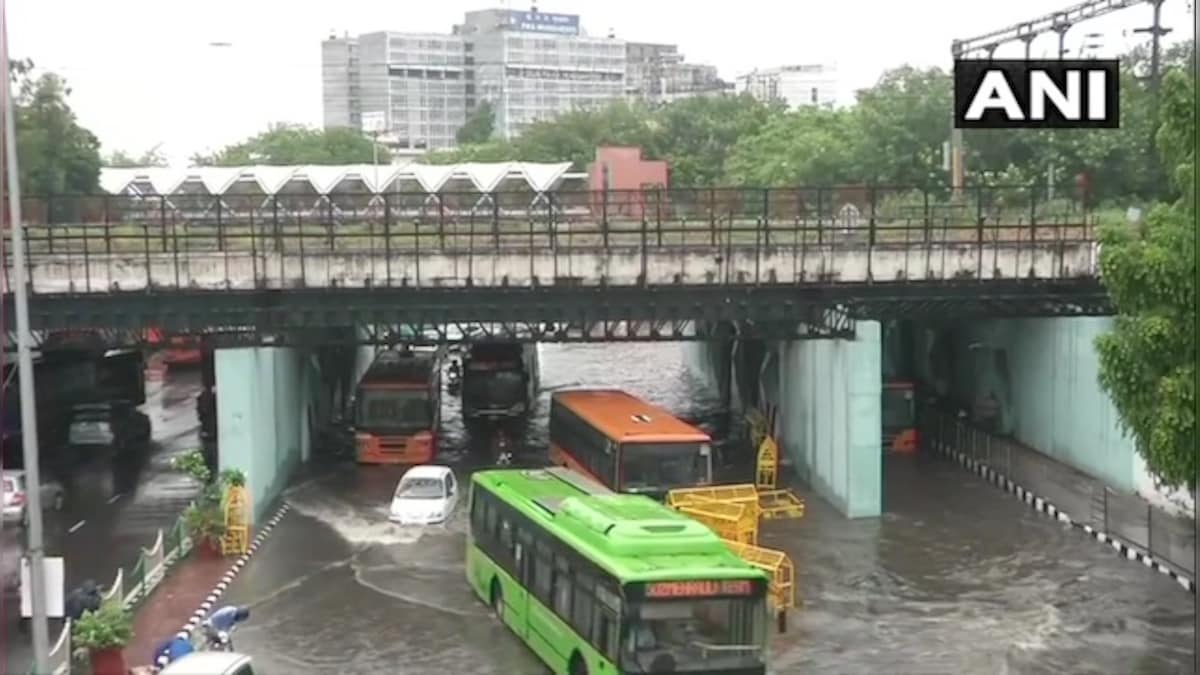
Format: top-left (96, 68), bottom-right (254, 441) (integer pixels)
top-left (389, 465), bottom-right (459, 525)
top-left (158, 651), bottom-right (255, 675)
top-left (67, 401), bottom-right (152, 455)
top-left (2, 470), bottom-right (65, 526)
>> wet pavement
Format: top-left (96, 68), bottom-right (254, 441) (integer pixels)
top-left (2, 368), bottom-right (205, 674)
top-left (211, 343), bottom-right (1193, 675)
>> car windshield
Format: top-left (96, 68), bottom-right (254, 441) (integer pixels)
top-left (356, 389), bottom-right (432, 432)
top-left (396, 476), bottom-right (445, 499)
top-left (621, 595), bottom-right (767, 673)
top-left (621, 442), bottom-right (710, 493)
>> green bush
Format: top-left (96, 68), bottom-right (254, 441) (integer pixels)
top-left (72, 602), bottom-right (133, 650)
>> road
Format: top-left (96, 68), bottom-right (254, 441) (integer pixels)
top-left (215, 343), bottom-right (1195, 675)
top-left (1, 369), bottom-right (205, 675)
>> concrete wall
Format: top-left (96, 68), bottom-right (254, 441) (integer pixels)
top-left (216, 346), bottom-right (315, 523)
top-left (773, 322), bottom-right (883, 518)
top-left (24, 241), bottom-right (1097, 293)
top-left (913, 317), bottom-right (1137, 491)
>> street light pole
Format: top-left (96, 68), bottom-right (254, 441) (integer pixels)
top-left (0, 1), bottom-right (51, 671)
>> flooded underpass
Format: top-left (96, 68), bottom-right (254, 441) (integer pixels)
top-left (215, 343), bottom-right (1196, 675)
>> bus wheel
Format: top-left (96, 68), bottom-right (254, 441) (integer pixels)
top-left (568, 653), bottom-right (588, 675)
top-left (490, 580), bottom-right (504, 621)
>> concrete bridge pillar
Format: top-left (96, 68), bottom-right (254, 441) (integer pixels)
top-left (775, 322), bottom-right (882, 518)
top-left (215, 346), bottom-right (316, 524)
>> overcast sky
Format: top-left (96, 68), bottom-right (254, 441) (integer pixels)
top-left (8, 0), bottom-right (1195, 165)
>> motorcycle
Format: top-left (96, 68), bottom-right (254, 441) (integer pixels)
top-left (204, 627), bottom-right (236, 652)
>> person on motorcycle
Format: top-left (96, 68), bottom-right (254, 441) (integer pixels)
top-left (494, 430), bottom-right (513, 466)
top-left (200, 605), bottom-right (250, 649)
top-left (152, 635), bottom-right (194, 667)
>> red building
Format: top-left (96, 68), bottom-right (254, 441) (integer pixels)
top-left (586, 146), bottom-right (670, 221)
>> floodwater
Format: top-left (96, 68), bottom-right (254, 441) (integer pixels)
top-left (216, 343), bottom-right (1196, 675)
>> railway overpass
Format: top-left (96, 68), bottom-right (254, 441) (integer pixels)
top-left (2, 179), bottom-right (1113, 520)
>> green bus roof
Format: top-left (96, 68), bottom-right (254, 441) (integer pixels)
top-left (472, 467), bottom-right (768, 584)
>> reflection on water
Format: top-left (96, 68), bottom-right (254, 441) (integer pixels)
top-left (254, 343), bottom-right (1192, 675)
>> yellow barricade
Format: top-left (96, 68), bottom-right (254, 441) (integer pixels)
top-left (757, 489), bottom-right (806, 520)
top-left (667, 484), bottom-right (760, 516)
top-left (673, 500), bottom-right (758, 545)
top-left (222, 485), bottom-right (250, 556)
top-left (756, 436), bottom-right (779, 489)
top-left (722, 540), bottom-right (796, 611)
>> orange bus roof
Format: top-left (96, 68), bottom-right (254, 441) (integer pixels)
top-left (552, 389), bottom-right (710, 444)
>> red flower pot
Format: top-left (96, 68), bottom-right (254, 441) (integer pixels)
top-left (198, 537), bottom-right (223, 558)
top-left (90, 646), bottom-right (128, 675)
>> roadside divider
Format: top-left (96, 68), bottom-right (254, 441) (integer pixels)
top-left (33, 507), bottom-right (194, 675)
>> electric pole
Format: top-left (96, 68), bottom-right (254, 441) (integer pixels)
top-left (0, 0), bottom-right (51, 671)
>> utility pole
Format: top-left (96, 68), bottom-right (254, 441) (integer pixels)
top-left (1133, 0), bottom-right (1171, 99)
top-left (0, 0), bottom-right (50, 671)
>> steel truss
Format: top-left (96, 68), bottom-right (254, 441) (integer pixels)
top-left (3, 279), bottom-right (1109, 350)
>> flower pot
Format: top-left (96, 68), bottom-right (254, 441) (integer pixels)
top-left (89, 646), bottom-right (128, 675)
top-left (197, 538), bottom-right (223, 558)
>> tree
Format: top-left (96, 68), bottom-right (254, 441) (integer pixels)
top-left (724, 107), bottom-right (858, 186)
top-left (646, 94), bottom-right (785, 187)
top-left (105, 145), bottom-right (168, 167)
top-left (194, 124), bottom-right (388, 166)
top-left (9, 61), bottom-right (102, 197)
top-left (456, 101), bottom-right (495, 145)
top-left (1095, 68), bottom-right (1195, 489)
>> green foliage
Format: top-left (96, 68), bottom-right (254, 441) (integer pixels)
top-left (456, 100), bottom-right (496, 145)
top-left (194, 123), bottom-right (389, 166)
top-left (725, 106), bottom-right (859, 186)
top-left (105, 145), bottom-right (168, 168)
top-left (1095, 68), bottom-right (1196, 489)
top-left (72, 602), bottom-right (133, 650)
top-left (171, 449), bottom-right (211, 485)
top-left (220, 468), bottom-right (246, 487)
top-left (183, 500), bottom-right (226, 545)
top-left (10, 60), bottom-right (102, 198)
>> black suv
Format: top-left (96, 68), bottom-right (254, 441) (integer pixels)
top-left (66, 401), bottom-right (152, 456)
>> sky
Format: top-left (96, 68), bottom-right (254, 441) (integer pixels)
top-left (8, 0), bottom-right (1195, 166)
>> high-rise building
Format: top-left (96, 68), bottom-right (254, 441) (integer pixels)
top-left (736, 64), bottom-right (839, 109)
top-left (321, 7), bottom-right (628, 148)
top-left (625, 42), bottom-right (731, 103)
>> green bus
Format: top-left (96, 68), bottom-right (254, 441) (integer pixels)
top-left (466, 466), bottom-right (770, 675)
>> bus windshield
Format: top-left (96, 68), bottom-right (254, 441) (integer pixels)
top-left (621, 595), bottom-right (767, 673)
top-left (621, 442), bottom-right (710, 493)
top-left (357, 388), bottom-right (432, 432)
top-left (463, 370), bottom-right (525, 406)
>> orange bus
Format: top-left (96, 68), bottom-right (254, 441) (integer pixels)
top-left (882, 380), bottom-right (918, 454)
top-left (354, 348), bottom-right (442, 464)
top-left (548, 389), bottom-right (713, 498)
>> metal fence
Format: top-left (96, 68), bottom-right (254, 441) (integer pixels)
top-left (922, 406), bottom-right (1196, 577)
top-left (33, 507), bottom-right (193, 675)
top-left (7, 184), bottom-right (1093, 254)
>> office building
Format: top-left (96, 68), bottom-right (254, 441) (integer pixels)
top-left (321, 7), bottom-right (628, 148)
top-left (625, 42), bottom-right (730, 103)
top-left (736, 64), bottom-right (839, 109)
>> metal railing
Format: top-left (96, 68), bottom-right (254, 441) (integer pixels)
top-left (0, 185), bottom-right (1096, 293)
top-left (922, 406), bottom-right (1196, 577)
top-left (34, 507), bottom-right (193, 675)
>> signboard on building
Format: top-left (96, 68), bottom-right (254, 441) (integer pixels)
top-left (507, 10), bottom-right (579, 35)
top-left (361, 111), bottom-right (388, 133)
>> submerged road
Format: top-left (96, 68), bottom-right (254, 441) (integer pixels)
top-left (209, 344), bottom-right (1194, 674)
top-left (1, 369), bottom-right (205, 674)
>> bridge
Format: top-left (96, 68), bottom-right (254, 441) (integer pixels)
top-left (5, 182), bottom-right (1107, 344)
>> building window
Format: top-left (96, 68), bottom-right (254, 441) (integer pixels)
top-left (811, 87), bottom-right (819, 104)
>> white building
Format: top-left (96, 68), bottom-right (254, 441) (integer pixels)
top-left (322, 7), bottom-right (628, 147)
top-left (625, 42), bottom-right (731, 104)
top-left (736, 64), bottom-right (838, 109)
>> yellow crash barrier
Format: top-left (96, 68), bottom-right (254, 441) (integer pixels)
top-left (722, 540), bottom-right (796, 611)
top-left (672, 499), bottom-right (758, 545)
top-left (666, 484), bottom-right (761, 516)
top-left (757, 489), bottom-right (806, 520)
top-left (222, 484), bottom-right (250, 556)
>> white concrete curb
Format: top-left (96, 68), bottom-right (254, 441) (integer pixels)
top-left (154, 503), bottom-right (292, 667)
top-left (932, 440), bottom-right (1195, 594)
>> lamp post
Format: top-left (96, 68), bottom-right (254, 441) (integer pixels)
top-left (1, 1), bottom-right (50, 671)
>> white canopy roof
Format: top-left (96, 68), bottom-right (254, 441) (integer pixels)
top-left (98, 162), bottom-right (576, 196)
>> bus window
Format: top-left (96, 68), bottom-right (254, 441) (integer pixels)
top-left (620, 442), bottom-right (711, 493)
top-left (553, 556), bottom-right (572, 617)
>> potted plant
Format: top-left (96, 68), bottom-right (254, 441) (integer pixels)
top-left (220, 468), bottom-right (246, 489)
top-left (73, 602), bottom-right (133, 675)
top-left (183, 501), bottom-right (226, 558)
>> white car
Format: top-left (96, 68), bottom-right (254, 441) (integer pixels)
top-left (2, 470), bottom-right (65, 525)
top-left (159, 651), bottom-right (255, 675)
top-left (389, 465), bottom-right (459, 525)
